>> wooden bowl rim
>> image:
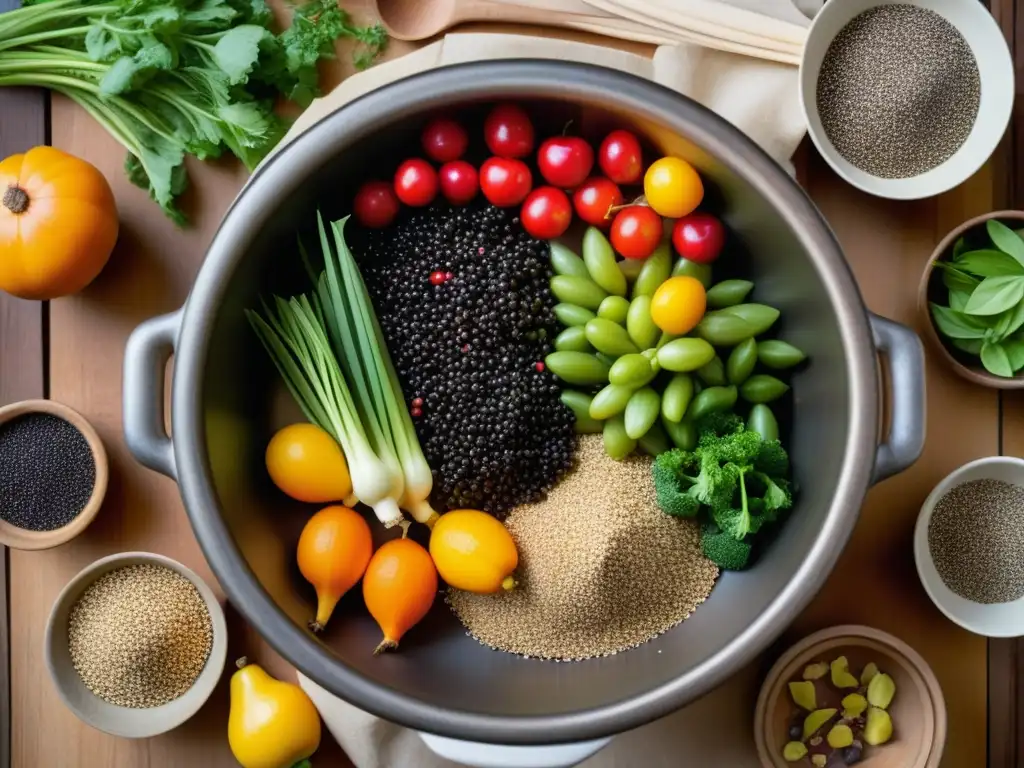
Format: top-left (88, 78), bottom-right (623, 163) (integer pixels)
top-left (917, 209), bottom-right (1024, 389)
top-left (0, 399), bottom-right (108, 550)
top-left (753, 625), bottom-right (947, 768)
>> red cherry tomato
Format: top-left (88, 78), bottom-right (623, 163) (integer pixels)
top-left (394, 159), bottom-right (438, 207)
top-left (521, 187), bottom-right (572, 240)
top-left (610, 206), bottom-right (663, 259)
top-left (537, 136), bottom-right (594, 189)
top-left (480, 157), bottom-right (532, 207)
top-left (353, 181), bottom-right (399, 228)
top-left (572, 177), bottom-right (623, 228)
top-left (671, 212), bottom-right (725, 264)
top-left (598, 130), bottom-right (643, 184)
top-left (484, 103), bottom-right (534, 159)
top-left (439, 160), bottom-right (479, 205)
top-left (421, 119), bottom-right (469, 163)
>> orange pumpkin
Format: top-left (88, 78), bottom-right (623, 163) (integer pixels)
top-left (0, 146), bottom-right (119, 300)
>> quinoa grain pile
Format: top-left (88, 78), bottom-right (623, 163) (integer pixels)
top-left (68, 564), bottom-right (213, 708)
top-left (448, 435), bottom-right (719, 660)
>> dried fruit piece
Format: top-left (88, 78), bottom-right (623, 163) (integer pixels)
top-left (783, 742), bottom-right (808, 762)
top-left (809, 736), bottom-right (823, 747)
top-left (828, 723), bottom-right (855, 749)
top-left (830, 656), bottom-right (859, 688)
top-left (811, 756), bottom-right (827, 768)
top-left (860, 662), bottom-right (879, 686)
top-left (867, 672), bottom-right (896, 709)
top-left (803, 661), bottom-right (829, 680)
top-left (841, 693), bottom-right (868, 719)
top-left (788, 680), bottom-right (817, 711)
top-left (803, 708), bottom-right (837, 740)
top-left (864, 707), bottom-right (893, 746)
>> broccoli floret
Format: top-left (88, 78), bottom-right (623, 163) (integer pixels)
top-left (695, 411), bottom-right (744, 438)
top-left (700, 523), bottom-right (753, 570)
top-left (653, 449), bottom-right (701, 517)
top-left (753, 438), bottom-right (790, 478)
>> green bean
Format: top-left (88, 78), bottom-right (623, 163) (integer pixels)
top-left (609, 354), bottom-right (656, 387)
top-left (603, 414), bottom-right (637, 460)
top-left (757, 339), bottom-right (807, 369)
top-left (696, 355), bottom-right (727, 387)
top-left (706, 279), bottom-right (754, 309)
top-left (671, 257), bottom-right (712, 287)
top-left (560, 390), bottom-right (604, 434)
top-left (590, 383), bottom-right (635, 420)
top-left (687, 385), bottom-right (738, 421)
top-left (663, 416), bottom-right (697, 450)
top-left (720, 303), bottom-right (779, 334)
top-left (596, 352), bottom-right (617, 368)
top-left (740, 375), bottom-right (790, 404)
top-left (583, 227), bottom-right (627, 296)
top-left (554, 326), bottom-right (593, 353)
top-left (585, 318), bottom-right (640, 357)
top-left (544, 351), bottom-right (610, 385)
top-left (726, 337), bottom-right (757, 385)
top-left (549, 242), bottom-right (589, 278)
top-left (634, 243), bottom-right (672, 297)
top-left (657, 338), bottom-right (716, 372)
top-left (624, 387), bottom-right (660, 439)
top-left (597, 296), bottom-right (630, 325)
top-left (554, 303), bottom-right (596, 327)
top-left (747, 404), bottom-right (779, 441)
top-left (626, 295), bottom-right (660, 350)
top-left (661, 373), bottom-right (694, 422)
top-left (638, 421), bottom-right (671, 456)
top-left (656, 332), bottom-right (675, 349)
top-left (550, 275), bottom-right (608, 310)
top-left (696, 311), bottom-right (760, 347)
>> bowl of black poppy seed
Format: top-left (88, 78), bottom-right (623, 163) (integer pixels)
top-left (800, 0), bottom-right (1013, 200)
top-left (914, 456), bottom-right (1024, 638)
top-left (0, 399), bottom-right (108, 550)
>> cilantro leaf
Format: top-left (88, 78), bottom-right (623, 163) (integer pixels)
top-left (213, 24), bottom-right (268, 84)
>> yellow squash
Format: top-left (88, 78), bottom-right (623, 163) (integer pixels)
top-left (429, 509), bottom-right (519, 594)
top-left (228, 658), bottom-right (321, 768)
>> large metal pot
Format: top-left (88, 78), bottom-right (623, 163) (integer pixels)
top-left (123, 61), bottom-right (925, 767)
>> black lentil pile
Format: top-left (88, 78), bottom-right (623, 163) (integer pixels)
top-left (353, 201), bottom-right (575, 517)
top-left (0, 412), bottom-right (95, 530)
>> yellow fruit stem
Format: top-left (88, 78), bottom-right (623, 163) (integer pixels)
top-left (374, 636), bottom-right (399, 655)
top-left (502, 576), bottom-right (517, 591)
top-left (399, 519), bottom-right (412, 539)
top-left (309, 590), bottom-right (341, 633)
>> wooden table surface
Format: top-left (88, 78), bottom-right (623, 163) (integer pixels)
top-left (1, 1), bottom-right (1022, 766)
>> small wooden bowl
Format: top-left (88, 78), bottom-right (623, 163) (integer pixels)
top-left (0, 399), bottom-right (108, 550)
top-left (754, 625), bottom-right (946, 768)
top-left (918, 210), bottom-right (1024, 389)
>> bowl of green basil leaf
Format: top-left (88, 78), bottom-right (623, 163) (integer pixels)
top-left (919, 210), bottom-right (1024, 388)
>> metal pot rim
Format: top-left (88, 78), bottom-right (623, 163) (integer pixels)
top-left (170, 60), bottom-right (878, 745)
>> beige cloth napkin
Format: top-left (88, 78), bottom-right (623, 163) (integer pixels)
top-left (271, 2), bottom-right (822, 765)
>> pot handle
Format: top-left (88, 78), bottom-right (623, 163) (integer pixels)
top-left (123, 309), bottom-right (182, 480)
top-left (418, 732), bottom-right (612, 768)
top-left (869, 313), bottom-right (926, 484)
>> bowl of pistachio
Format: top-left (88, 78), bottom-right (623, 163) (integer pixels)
top-left (753, 625), bottom-right (946, 768)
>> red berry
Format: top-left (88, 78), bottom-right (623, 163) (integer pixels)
top-left (671, 212), bottom-right (726, 264)
top-left (394, 159), bottom-right (438, 207)
top-left (353, 181), bottom-right (399, 228)
top-left (445, 271), bottom-right (454, 280)
top-left (484, 103), bottom-right (534, 158)
top-left (411, 407), bottom-right (423, 417)
top-left (411, 397), bottom-right (424, 408)
top-left (573, 177), bottom-right (623, 228)
top-left (534, 362), bottom-right (545, 372)
top-left (430, 270), bottom-right (447, 285)
top-left (480, 157), bottom-right (532, 207)
top-left (421, 118), bottom-right (468, 163)
top-left (598, 129), bottom-right (643, 184)
top-left (537, 136), bottom-right (594, 189)
top-left (610, 206), bottom-right (663, 259)
top-left (520, 187), bottom-right (572, 240)
top-left (438, 160), bottom-right (479, 205)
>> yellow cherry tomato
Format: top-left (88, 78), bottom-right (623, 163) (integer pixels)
top-left (650, 276), bottom-right (707, 335)
top-left (644, 157), bottom-right (704, 219)
top-left (265, 423), bottom-right (352, 503)
top-left (429, 509), bottom-right (519, 594)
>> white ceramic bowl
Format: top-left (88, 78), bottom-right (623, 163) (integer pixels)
top-left (914, 457), bottom-right (1024, 638)
top-left (44, 552), bottom-right (228, 738)
top-left (800, 0), bottom-right (1014, 200)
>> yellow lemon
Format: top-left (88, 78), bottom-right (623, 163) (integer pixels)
top-left (265, 423), bottom-right (352, 504)
top-left (429, 509), bottom-right (518, 594)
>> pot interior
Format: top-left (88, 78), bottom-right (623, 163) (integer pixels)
top-left (194, 79), bottom-right (866, 730)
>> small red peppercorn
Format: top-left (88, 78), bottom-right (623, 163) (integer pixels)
top-left (430, 270), bottom-right (447, 285)
top-left (461, 344), bottom-right (470, 353)
top-left (411, 397), bottom-right (424, 408)
top-left (411, 407), bottom-right (423, 418)
top-left (477, 246), bottom-right (485, 255)
top-left (445, 271), bottom-right (454, 280)
top-left (534, 362), bottom-right (545, 372)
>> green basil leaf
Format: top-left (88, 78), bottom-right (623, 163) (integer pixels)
top-left (1004, 339), bottom-right (1024, 371)
top-left (952, 338), bottom-right (983, 355)
top-left (930, 303), bottom-right (991, 339)
top-left (949, 288), bottom-right (971, 312)
top-left (982, 341), bottom-right (1014, 377)
top-left (964, 275), bottom-right (1024, 316)
top-left (937, 262), bottom-right (980, 294)
top-left (953, 236), bottom-right (968, 258)
top-left (954, 249), bottom-right (1024, 277)
top-left (987, 220), bottom-right (1024, 267)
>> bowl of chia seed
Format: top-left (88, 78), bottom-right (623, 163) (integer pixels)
top-left (914, 456), bottom-right (1024, 637)
top-left (800, 0), bottom-right (1013, 201)
top-left (0, 398), bottom-right (108, 550)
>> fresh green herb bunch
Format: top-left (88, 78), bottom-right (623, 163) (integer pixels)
top-left (0, 0), bottom-right (387, 223)
top-left (930, 220), bottom-right (1024, 377)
